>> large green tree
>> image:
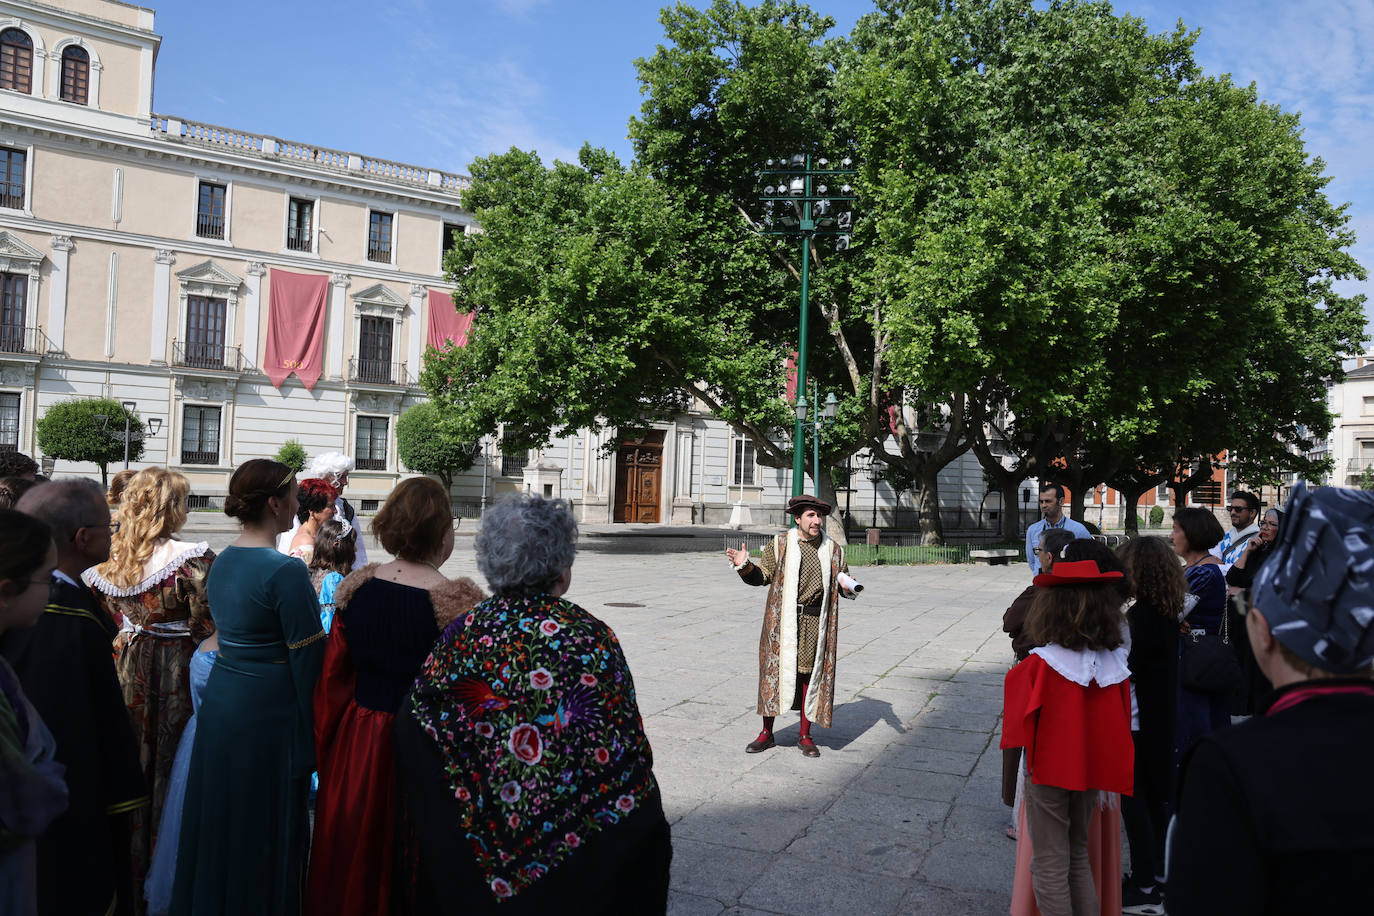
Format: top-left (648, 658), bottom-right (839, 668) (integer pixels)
top-left (852, 0), bottom-right (1363, 531)
top-left (36, 398), bottom-right (145, 486)
top-left (426, 0), bottom-right (1363, 546)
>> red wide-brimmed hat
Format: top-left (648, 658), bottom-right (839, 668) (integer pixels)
top-left (1033, 559), bottom-right (1124, 588)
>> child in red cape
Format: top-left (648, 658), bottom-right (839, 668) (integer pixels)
top-left (1002, 558), bottom-right (1135, 916)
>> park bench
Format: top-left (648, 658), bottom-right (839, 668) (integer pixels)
top-left (970, 548), bottom-right (1021, 566)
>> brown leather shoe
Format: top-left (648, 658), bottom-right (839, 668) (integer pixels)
top-left (798, 736), bottom-right (820, 758)
top-left (745, 731), bottom-right (776, 753)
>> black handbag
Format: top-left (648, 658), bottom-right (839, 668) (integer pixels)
top-left (1180, 603), bottom-right (1244, 694)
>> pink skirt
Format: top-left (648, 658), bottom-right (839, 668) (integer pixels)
top-left (1010, 790), bottom-right (1122, 916)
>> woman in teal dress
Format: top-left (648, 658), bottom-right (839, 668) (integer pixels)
top-left (170, 460), bottom-right (325, 916)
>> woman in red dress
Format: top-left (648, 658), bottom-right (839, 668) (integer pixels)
top-left (307, 478), bottom-right (483, 916)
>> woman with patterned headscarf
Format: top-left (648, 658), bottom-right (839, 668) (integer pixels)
top-left (393, 494), bottom-right (671, 914)
top-left (86, 467), bottom-right (215, 895)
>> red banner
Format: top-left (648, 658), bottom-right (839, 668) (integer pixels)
top-left (427, 290), bottom-right (473, 351)
top-left (785, 351), bottom-right (798, 402)
top-left (264, 269), bottom-right (328, 390)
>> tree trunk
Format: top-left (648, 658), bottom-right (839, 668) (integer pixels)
top-left (1068, 484), bottom-right (1087, 524)
top-left (915, 463), bottom-right (944, 546)
top-left (1122, 490), bottom-right (1141, 537)
top-left (99, 463), bottom-right (108, 489)
top-left (815, 470), bottom-right (848, 545)
top-left (1002, 478), bottom-right (1026, 543)
top-left (1169, 458), bottom-right (1214, 510)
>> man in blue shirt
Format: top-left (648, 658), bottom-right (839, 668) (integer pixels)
top-left (1025, 482), bottom-right (1091, 575)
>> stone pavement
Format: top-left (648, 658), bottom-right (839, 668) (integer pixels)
top-left (183, 516), bottom-right (1026, 914)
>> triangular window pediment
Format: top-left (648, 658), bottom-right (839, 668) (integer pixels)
top-left (352, 282), bottom-right (407, 316)
top-left (176, 259), bottom-right (242, 291)
top-left (0, 231), bottom-right (45, 264)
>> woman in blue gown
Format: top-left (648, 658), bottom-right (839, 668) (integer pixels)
top-left (170, 460), bottom-right (325, 916)
top-left (1170, 507), bottom-right (1231, 764)
top-left (144, 636), bottom-right (217, 916)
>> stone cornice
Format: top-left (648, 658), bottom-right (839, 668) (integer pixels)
top-left (0, 113), bottom-right (469, 213)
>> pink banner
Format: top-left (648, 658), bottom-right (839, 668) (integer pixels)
top-left (427, 290), bottom-right (473, 351)
top-left (264, 269), bottom-right (328, 390)
top-left (784, 352), bottom-right (798, 402)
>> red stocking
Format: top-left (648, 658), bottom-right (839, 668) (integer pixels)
top-left (798, 684), bottom-right (812, 739)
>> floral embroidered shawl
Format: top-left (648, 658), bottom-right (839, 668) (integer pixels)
top-left (408, 594), bottom-right (658, 902)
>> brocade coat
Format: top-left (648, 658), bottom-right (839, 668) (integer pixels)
top-left (738, 528), bottom-right (845, 728)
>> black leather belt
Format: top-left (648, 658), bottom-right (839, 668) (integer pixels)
top-left (800, 604), bottom-right (822, 616)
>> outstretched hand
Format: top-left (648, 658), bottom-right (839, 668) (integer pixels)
top-left (725, 543), bottom-right (749, 569)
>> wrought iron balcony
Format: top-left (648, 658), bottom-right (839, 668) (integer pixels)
top-left (195, 213), bottom-right (225, 239)
top-left (355, 456), bottom-right (386, 470)
top-left (0, 326), bottom-right (52, 356)
top-left (286, 227), bottom-right (312, 251)
top-left (349, 358), bottom-right (407, 386)
top-left (172, 341), bottom-right (243, 372)
top-left (180, 449), bottom-right (219, 465)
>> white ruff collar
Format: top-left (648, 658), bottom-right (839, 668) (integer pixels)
top-left (84, 539), bottom-right (210, 597)
top-left (1030, 643), bottom-right (1131, 688)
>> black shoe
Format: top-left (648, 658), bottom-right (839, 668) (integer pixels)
top-left (1121, 882), bottom-right (1164, 915)
top-left (798, 736), bottom-right (820, 758)
top-left (745, 731), bottom-right (776, 753)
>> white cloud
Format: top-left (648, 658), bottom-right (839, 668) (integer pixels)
top-left (402, 58), bottom-right (582, 171)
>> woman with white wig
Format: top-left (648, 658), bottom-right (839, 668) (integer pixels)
top-left (277, 452), bottom-right (368, 568)
top-left (393, 493), bottom-right (671, 914)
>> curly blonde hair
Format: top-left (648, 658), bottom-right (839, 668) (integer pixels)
top-left (1118, 535), bottom-right (1186, 619)
top-left (96, 468), bottom-right (190, 587)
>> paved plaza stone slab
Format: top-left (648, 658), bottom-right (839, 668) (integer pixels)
top-left (182, 517), bottom-right (1030, 914)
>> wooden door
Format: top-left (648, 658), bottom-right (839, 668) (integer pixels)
top-left (613, 432), bottom-right (664, 523)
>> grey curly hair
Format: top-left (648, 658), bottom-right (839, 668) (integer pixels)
top-left (475, 494), bottom-right (578, 597)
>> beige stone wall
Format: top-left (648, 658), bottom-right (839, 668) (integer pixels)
top-left (319, 197), bottom-right (368, 264)
top-left (55, 0), bottom-right (149, 30)
top-left (397, 211), bottom-right (442, 275)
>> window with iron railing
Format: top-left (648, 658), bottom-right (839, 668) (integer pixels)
top-left (0, 393), bottom-right (19, 452)
top-left (500, 449), bottom-right (528, 478)
top-left (287, 197), bottom-right (313, 251)
top-left (0, 272), bottom-right (27, 353)
top-left (367, 211), bottom-right (393, 263)
top-left (181, 405), bottom-right (221, 465)
top-left (196, 182), bottom-right (226, 239)
top-left (356, 416), bottom-right (388, 470)
top-left (60, 46), bottom-right (89, 104)
top-left (0, 29), bottom-right (32, 94)
top-left (356, 316), bottom-right (393, 383)
top-left (1, 147), bottom-right (25, 210)
top-left (184, 296), bottom-right (226, 368)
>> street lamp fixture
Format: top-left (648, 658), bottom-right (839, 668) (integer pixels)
top-left (756, 152), bottom-right (857, 503)
top-left (95, 401), bottom-right (162, 469)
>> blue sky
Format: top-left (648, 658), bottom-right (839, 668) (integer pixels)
top-left (150, 0), bottom-right (1371, 324)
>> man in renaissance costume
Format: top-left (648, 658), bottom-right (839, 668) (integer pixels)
top-left (726, 494), bottom-right (854, 758)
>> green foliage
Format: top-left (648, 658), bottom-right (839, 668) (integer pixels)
top-left (36, 398), bottom-right (145, 486)
top-left (396, 402), bottom-right (478, 492)
top-left (1149, 505), bottom-right (1165, 527)
top-left (274, 440), bottom-right (307, 474)
top-left (1358, 466), bottom-right (1374, 491)
top-left (424, 145), bottom-right (792, 456)
top-left (425, 0), bottom-right (1363, 546)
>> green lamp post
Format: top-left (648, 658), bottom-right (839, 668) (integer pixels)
top-left (757, 153), bottom-right (856, 499)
